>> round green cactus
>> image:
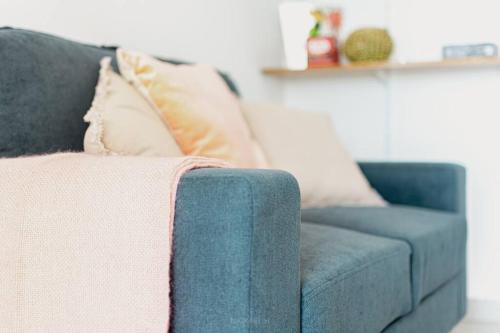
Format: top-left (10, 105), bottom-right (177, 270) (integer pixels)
top-left (344, 28), bottom-right (393, 62)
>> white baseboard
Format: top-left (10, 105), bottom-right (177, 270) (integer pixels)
top-left (466, 299), bottom-right (500, 324)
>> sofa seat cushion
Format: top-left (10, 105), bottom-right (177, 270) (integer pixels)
top-left (301, 222), bottom-right (412, 333)
top-left (301, 206), bottom-right (467, 307)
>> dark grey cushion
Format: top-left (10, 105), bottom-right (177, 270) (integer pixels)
top-left (302, 205), bottom-right (467, 308)
top-left (300, 222), bottom-right (412, 333)
top-left (359, 162), bottom-right (466, 216)
top-left (0, 27), bottom-right (239, 157)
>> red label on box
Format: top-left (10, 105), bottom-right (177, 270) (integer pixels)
top-left (307, 36), bottom-right (339, 68)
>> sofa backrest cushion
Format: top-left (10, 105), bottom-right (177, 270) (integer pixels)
top-left (241, 102), bottom-right (386, 208)
top-left (0, 27), bottom-right (239, 157)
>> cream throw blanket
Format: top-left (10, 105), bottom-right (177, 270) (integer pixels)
top-left (0, 153), bottom-right (227, 333)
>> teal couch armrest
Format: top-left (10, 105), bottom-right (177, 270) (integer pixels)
top-left (171, 169), bottom-right (301, 333)
top-left (359, 162), bottom-right (466, 216)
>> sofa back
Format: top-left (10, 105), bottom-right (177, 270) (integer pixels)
top-left (0, 27), bottom-right (239, 157)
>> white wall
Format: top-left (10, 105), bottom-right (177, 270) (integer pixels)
top-left (282, 0), bottom-right (500, 319)
top-left (0, 0), bottom-right (284, 102)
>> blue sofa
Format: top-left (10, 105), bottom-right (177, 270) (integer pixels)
top-left (0, 28), bottom-right (467, 333)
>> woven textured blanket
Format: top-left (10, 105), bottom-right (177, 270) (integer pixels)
top-left (0, 153), bottom-right (227, 332)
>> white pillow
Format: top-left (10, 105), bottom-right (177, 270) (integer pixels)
top-left (241, 102), bottom-right (386, 208)
top-left (83, 57), bottom-right (183, 157)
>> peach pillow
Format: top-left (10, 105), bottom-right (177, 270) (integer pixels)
top-left (117, 49), bottom-right (264, 168)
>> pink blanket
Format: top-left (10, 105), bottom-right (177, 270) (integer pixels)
top-left (0, 153), bottom-right (227, 332)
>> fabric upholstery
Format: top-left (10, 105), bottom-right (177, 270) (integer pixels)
top-left (359, 162), bottom-right (466, 216)
top-left (83, 57), bottom-right (183, 156)
top-left (302, 206), bottom-right (467, 307)
top-left (383, 271), bottom-right (466, 333)
top-left (300, 222), bottom-right (412, 333)
top-left (0, 27), bottom-right (239, 158)
top-left (117, 49), bottom-right (264, 168)
top-left (241, 102), bottom-right (385, 208)
top-left (172, 168), bottom-right (301, 333)
top-left (0, 28), bottom-right (113, 157)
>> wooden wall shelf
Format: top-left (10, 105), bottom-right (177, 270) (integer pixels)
top-left (262, 56), bottom-right (500, 77)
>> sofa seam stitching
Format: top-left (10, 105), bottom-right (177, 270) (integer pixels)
top-left (245, 176), bottom-right (255, 333)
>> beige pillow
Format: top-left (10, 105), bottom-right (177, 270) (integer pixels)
top-left (241, 102), bottom-right (386, 208)
top-left (83, 57), bottom-right (183, 157)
